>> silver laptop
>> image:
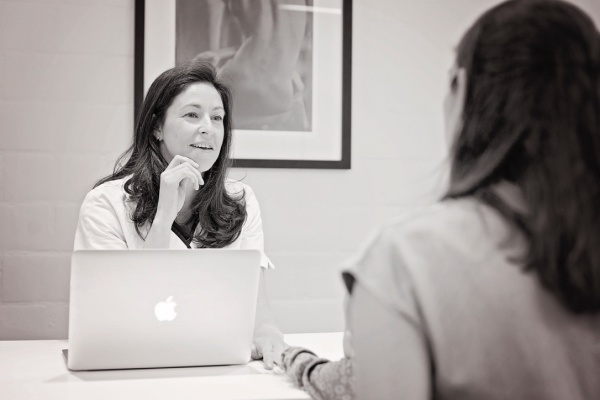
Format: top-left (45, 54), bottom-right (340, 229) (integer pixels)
top-left (67, 249), bottom-right (261, 371)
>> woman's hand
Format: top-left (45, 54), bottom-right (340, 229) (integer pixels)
top-left (251, 325), bottom-right (288, 370)
top-left (155, 155), bottom-right (204, 224)
top-left (142, 155), bottom-right (203, 249)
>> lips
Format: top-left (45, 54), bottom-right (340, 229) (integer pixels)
top-left (190, 143), bottom-right (214, 150)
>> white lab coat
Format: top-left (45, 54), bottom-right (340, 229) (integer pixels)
top-left (74, 176), bottom-right (274, 269)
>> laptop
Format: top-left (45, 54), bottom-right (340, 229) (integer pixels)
top-left (67, 249), bottom-right (261, 371)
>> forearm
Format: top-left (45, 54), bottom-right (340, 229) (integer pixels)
top-left (143, 155), bottom-right (201, 249)
top-left (281, 347), bottom-right (355, 400)
top-left (254, 295), bottom-right (283, 338)
top-left (251, 269), bottom-right (286, 368)
top-left (142, 212), bottom-right (173, 249)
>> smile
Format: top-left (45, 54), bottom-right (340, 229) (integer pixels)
top-left (190, 143), bottom-right (214, 150)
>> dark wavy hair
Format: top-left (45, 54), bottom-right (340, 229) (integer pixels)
top-left (444, 0), bottom-right (600, 313)
top-left (95, 59), bottom-right (246, 248)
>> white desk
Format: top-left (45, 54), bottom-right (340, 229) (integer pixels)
top-left (0, 332), bottom-right (344, 400)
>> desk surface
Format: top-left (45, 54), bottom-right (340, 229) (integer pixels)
top-left (0, 332), bottom-right (344, 400)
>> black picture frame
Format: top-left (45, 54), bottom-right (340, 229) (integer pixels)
top-left (134, 0), bottom-right (352, 169)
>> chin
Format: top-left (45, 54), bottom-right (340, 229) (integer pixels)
top-left (197, 158), bottom-right (218, 173)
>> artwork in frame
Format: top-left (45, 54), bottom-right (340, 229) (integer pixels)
top-left (135, 0), bottom-right (352, 169)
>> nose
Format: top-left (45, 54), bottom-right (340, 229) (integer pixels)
top-left (198, 114), bottom-right (212, 134)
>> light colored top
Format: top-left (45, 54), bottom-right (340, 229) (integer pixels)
top-left (0, 333), bottom-right (344, 400)
top-left (344, 198), bottom-right (600, 399)
top-left (74, 176), bottom-right (273, 269)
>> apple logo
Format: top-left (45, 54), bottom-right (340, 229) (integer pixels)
top-left (154, 296), bottom-right (177, 322)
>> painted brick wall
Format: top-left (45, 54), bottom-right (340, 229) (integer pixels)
top-left (1, 0), bottom-right (598, 339)
top-left (0, 0), bottom-right (134, 339)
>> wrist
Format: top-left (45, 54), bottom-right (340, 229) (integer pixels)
top-left (154, 207), bottom-right (176, 226)
top-left (143, 213), bottom-right (173, 249)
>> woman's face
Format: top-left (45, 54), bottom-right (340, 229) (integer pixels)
top-left (157, 82), bottom-right (226, 173)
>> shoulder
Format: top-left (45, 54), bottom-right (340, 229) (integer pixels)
top-left (375, 198), bottom-right (504, 252)
top-left (343, 199), bottom-right (509, 315)
top-left (80, 176), bottom-right (130, 215)
top-left (344, 198), bottom-right (507, 287)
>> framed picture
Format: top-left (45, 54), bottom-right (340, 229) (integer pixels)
top-left (135, 0), bottom-right (352, 169)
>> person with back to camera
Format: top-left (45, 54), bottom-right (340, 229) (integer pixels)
top-left (73, 59), bottom-right (285, 369)
top-left (278, 0), bottom-right (600, 399)
top-left (342, 0), bottom-right (600, 398)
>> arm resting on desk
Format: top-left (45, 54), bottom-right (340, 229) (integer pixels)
top-left (252, 269), bottom-right (286, 369)
top-left (280, 347), bottom-right (355, 400)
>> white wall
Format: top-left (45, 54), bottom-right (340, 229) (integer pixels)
top-left (0, 0), bottom-right (134, 339)
top-left (1, 0), bottom-right (599, 339)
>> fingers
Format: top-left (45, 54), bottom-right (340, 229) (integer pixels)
top-left (180, 158), bottom-right (204, 187)
top-left (262, 347), bottom-right (275, 370)
top-left (165, 155), bottom-right (198, 170)
top-left (163, 163), bottom-right (204, 190)
top-left (253, 332), bottom-right (288, 370)
top-left (179, 164), bottom-right (203, 189)
top-left (190, 165), bottom-right (205, 186)
top-left (252, 339), bottom-right (275, 369)
top-left (181, 177), bottom-right (195, 193)
top-left (259, 342), bottom-right (284, 370)
top-left (164, 156), bottom-right (205, 185)
top-left (169, 165), bottom-right (201, 190)
top-left (264, 358), bottom-right (274, 370)
top-left (250, 344), bottom-right (261, 360)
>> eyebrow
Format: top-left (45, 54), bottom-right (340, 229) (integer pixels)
top-left (182, 104), bottom-right (225, 112)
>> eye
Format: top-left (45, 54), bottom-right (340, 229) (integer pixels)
top-left (184, 112), bottom-right (199, 118)
top-left (212, 115), bottom-right (224, 121)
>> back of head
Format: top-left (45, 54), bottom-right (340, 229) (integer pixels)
top-left (446, 0), bottom-right (600, 313)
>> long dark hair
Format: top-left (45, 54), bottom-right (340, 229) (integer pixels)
top-left (445, 0), bottom-right (600, 313)
top-left (95, 60), bottom-right (246, 248)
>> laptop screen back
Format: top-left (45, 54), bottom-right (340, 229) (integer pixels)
top-left (67, 249), bottom-right (261, 371)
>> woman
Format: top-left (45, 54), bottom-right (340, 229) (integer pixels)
top-left (346, 0), bottom-right (600, 398)
top-left (74, 60), bottom-right (285, 369)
